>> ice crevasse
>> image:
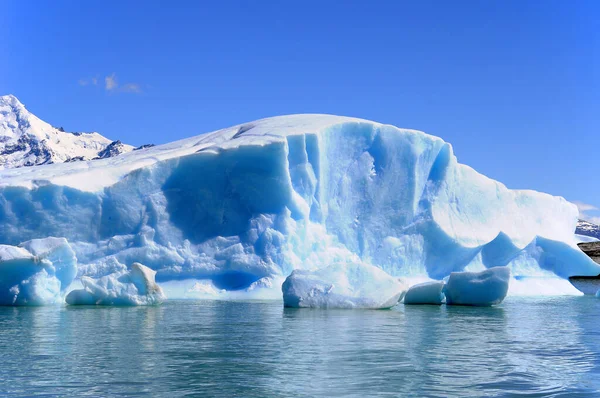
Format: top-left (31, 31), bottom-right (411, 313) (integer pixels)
top-left (0, 114), bottom-right (597, 303)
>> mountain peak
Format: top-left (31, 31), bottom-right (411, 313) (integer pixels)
top-left (0, 95), bottom-right (134, 169)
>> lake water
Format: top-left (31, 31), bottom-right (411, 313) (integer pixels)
top-left (1, 297), bottom-right (600, 397)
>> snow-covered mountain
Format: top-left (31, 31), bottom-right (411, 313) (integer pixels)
top-left (576, 219), bottom-right (600, 240)
top-left (0, 94), bottom-right (134, 169)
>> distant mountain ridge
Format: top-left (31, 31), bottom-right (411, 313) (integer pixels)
top-left (0, 94), bottom-right (135, 169)
top-left (576, 219), bottom-right (600, 240)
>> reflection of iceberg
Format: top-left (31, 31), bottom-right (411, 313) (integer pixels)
top-left (0, 115), bottom-right (596, 298)
top-left (0, 237), bottom-right (76, 305)
top-left (66, 263), bottom-right (165, 306)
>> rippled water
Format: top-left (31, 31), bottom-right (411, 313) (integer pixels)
top-left (1, 297), bottom-right (600, 397)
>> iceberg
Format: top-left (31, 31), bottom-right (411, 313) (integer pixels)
top-left (0, 237), bottom-right (76, 305)
top-left (404, 281), bottom-right (445, 305)
top-left (282, 262), bottom-right (407, 309)
top-left (443, 266), bottom-right (510, 306)
top-left (66, 262), bottom-right (165, 306)
top-left (0, 114), bottom-right (596, 299)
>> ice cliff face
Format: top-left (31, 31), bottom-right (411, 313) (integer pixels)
top-left (0, 95), bottom-right (133, 169)
top-left (0, 114), bottom-right (596, 297)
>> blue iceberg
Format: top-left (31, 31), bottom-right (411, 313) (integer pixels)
top-left (0, 115), bottom-right (596, 300)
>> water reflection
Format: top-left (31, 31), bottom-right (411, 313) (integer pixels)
top-left (0, 298), bottom-right (598, 396)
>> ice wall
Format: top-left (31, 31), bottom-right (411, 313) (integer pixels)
top-left (0, 115), bottom-right (595, 298)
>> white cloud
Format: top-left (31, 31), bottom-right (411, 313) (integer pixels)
top-left (80, 73), bottom-right (141, 94)
top-left (105, 73), bottom-right (118, 91)
top-left (574, 201), bottom-right (600, 224)
top-left (573, 201), bottom-right (598, 212)
top-left (103, 73), bottom-right (142, 94)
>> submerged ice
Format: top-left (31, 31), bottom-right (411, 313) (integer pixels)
top-left (0, 114), bottom-right (596, 301)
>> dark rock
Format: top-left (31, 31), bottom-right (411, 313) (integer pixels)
top-left (577, 241), bottom-right (600, 264)
top-left (134, 144), bottom-right (155, 151)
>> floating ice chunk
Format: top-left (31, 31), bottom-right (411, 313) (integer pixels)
top-left (66, 262), bottom-right (165, 306)
top-left (404, 281), bottom-right (445, 305)
top-left (444, 266), bottom-right (510, 306)
top-left (0, 238), bottom-right (77, 306)
top-left (282, 262), bottom-right (407, 309)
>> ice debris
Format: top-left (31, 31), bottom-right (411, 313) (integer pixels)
top-left (282, 262), bottom-right (407, 309)
top-left (66, 262), bottom-right (165, 306)
top-left (0, 237), bottom-right (77, 305)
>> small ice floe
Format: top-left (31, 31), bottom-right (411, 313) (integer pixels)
top-left (404, 281), bottom-right (445, 305)
top-left (443, 266), bottom-right (510, 306)
top-left (282, 262), bottom-right (407, 309)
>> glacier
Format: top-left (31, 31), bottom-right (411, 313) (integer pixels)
top-left (0, 113), bottom-right (597, 303)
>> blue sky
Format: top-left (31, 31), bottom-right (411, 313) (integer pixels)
top-left (1, 1), bottom-right (598, 218)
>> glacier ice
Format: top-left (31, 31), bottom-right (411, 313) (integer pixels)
top-left (282, 262), bottom-right (407, 309)
top-left (404, 281), bottom-right (445, 305)
top-left (66, 262), bottom-right (165, 305)
top-left (444, 267), bottom-right (510, 306)
top-left (0, 237), bottom-right (76, 305)
top-left (0, 114), bottom-right (597, 300)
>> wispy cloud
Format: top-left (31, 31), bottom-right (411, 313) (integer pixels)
top-left (78, 77), bottom-right (98, 86)
top-left (105, 73), bottom-right (118, 91)
top-left (574, 201), bottom-right (600, 224)
top-left (121, 83), bottom-right (142, 93)
top-left (79, 73), bottom-right (142, 94)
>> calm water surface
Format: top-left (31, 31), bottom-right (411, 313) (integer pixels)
top-left (1, 297), bottom-right (600, 397)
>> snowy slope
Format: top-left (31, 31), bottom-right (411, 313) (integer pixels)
top-left (0, 95), bottom-right (133, 169)
top-left (576, 219), bottom-right (600, 240)
top-left (0, 114), bottom-right (596, 299)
